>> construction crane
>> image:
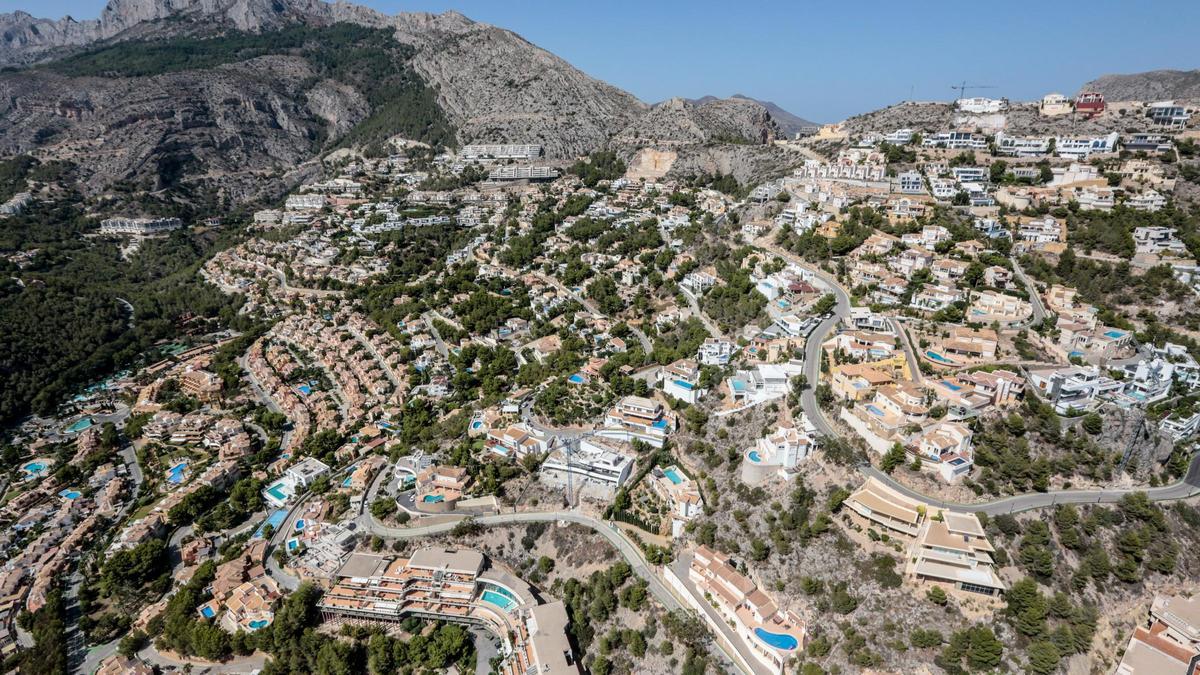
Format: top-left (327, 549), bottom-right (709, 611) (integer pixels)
top-left (951, 80), bottom-right (997, 103)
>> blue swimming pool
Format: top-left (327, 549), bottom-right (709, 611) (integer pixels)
top-left (22, 461), bottom-right (46, 475)
top-left (663, 469), bottom-right (683, 485)
top-left (748, 451), bottom-right (762, 463)
top-left (1104, 330), bottom-right (1126, 339)
top-left (59, 490), bottom-right (81, 500)
top-left (652, 419), bottom-right (669, 429)
top-left (567, 373), bottom-right (585, 384)
top-left (940, 380), bottom-right (962, 391)
top-left (266, 482), bottom-right (290, 501)
top-left (342, 476), bottom-right (353, 488)
top-left (167, 462), bottom-right (188, 484)
top-left (199, 606), bottom-right (215, 619)
top-left (287, 539), bottom-right (299, 551)
top-left (866, 404), bottom-right (886, 417)
top-left (248, 619), bottom-right (270, 630)
top-left (423, 494), bottom-right (445, 503)
top-left (673, 379), bottom-right (695, 391)
top-left (471, 420), bottom-right (483, 430)
top-left (481, 590), bottom-right (518, 611)
top-left (294, 519), bottom-right (306, 531)
top-left (254, 509), bottom-right (288, 539)
top-left (925, 350), bottom-right (954, 364)
top-left (731, 380), bottom-right (748, 392)
top-left (66, 418), bottom-right (94, 433)
top-left (754, 627), bottom-right (798, 651)
top-left (297, 384), bottom-right (312, 395)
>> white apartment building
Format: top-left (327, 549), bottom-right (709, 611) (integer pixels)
top-left (540, 436), bottom-right (635, 492)
top-left (98, 217), bottom-right (183, 236)
top-left (697, 338), bottom-right (736, 366)
top-left (1134, 226), bottom-right (1187, 256)
top-left (922, 131), bottom-right (988, 150)
top-left (461, 144), bottom-right (542, 160)
top-left (1055, 132), bottom-right (1119, 159)
top-left (956, 97), bottom-right (1006, 114)
top-left (994, 132), bottom-right (1050, 157)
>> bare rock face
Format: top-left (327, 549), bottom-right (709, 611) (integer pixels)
top-left (0, 0), bottom-right (798, 203)
top-left (1080, 69), bottom-right (1200, 102)
top-left (614, 96), bottom-right (779, 147)
top-left (0, 54), bottom-right (339, 201)
top-left (611, 96), bottom-right (790, 185)
top-left (386, 13), bottom-right (647, 159)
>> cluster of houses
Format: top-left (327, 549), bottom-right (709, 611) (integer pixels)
top-left (318, 547), bottom-right (579, 675)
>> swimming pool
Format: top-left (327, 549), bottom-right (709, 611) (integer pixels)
top-left (167, 462), bottom-right (188, 484)
top-left (199, 606), bottom-right (215, 619)
top-left (731, 380), bottom-right (748, 392)
top-left (652, 419), bottom-right (669, 429)
top-left (866, 404), bottom-right (886, 417)
top-left (287, 539), bottom-right (300, 552)
top-left (341, 476), bottom-right (353, 488)
top-left (471, 420), bottom-right (483, 430)
top-left (567, 373), bottom-right (585, 384)
top-left (266, 482), bottom-right (290, 501)
top-left (59, 490), bottom-right (81, 500)
top-left (294, 519), bottom-right (306, 531)
top-left (748, 451), bottom-right (763, 463)
top-left (22, 461), bottom-right (46, 476)
top-left (248, 619), bottom-right (270, 630)
top-left (253, 509), bottom-right (288, 539)
top-left (1104, 330), bottom-right (1126, 339)
top-left (297, 384), bottom-right (312, 395)
top-left (65, 418), bottom-right (94, 433)
top-left (939, 380), bottom-right (962, 391)
top-left (672, 379), bottom-right (695, 391)
top-left (754, 627), bottom-right (798, 651)
top-left (925, 350), bottom-right (955, 364)
top-left (663, 469), bottom-right (684, 485)
top-left (422, 494), bottom-right (445, 503)
top-left (481, 589), bottom-right (518, 611)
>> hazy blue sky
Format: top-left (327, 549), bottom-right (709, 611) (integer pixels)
top-left (20, 0), bottom-right (1200, 121)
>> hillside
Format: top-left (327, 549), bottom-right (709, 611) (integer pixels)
top-left (1080, 69), bottom-right (1200, 101)
top-left (688, 94), bottom-right (817, 136)
top-left (0, 24), bottom-right (452, 203)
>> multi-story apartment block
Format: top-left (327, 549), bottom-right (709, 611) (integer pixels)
top-left (319, 548), bottom-right (578, 675)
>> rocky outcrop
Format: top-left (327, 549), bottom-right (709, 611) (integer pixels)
top-left (0, 0), bottom-right (799, 202)
top-left (0, 0), bottom-right (647, 159)
top-left (0, 55), bottom-right (340, 200)
top-left (689, 94), bottom-right (817, 137)
top-left (1080, 69), bottom-right (1200, 102)
top-left (613, 97), bottom-right (779, 147)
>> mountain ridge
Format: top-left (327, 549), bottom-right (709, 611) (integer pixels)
top-left (686, 94), bottom-right (818, 136)
top-left (1079, 68), bottom-right (1200, 102)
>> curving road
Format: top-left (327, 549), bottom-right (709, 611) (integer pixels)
top-left (353, 509), bottom-right (749, 674)
top-left (754, 236), bottom-right (1200, 516)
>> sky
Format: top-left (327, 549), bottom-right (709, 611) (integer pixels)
top-left (18, 0), bottom-right (1200, 122)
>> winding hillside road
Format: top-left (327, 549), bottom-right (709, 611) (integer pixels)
top-left (755, 237), bottom-right (1200, 516)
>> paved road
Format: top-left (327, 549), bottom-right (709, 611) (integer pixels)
top-left (420, 311), bottom-right (451, 358)
top-left (1010, 256), bottom-right (1049, 327)
top-left (353, 509), bottom-right (749, 674)
top-left (680, 287), bottom-right (726, 340)
top-left (889, 317), bottom-right (923, 385)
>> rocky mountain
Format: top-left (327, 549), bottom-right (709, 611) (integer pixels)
top-left (1080, 69), bottom-right (1200, 102)
top-left (0, 0), bottom-right (799, 205)
top-left (614, 96), bottom-right (780, 147)
top-left (688, 94), bottom-right (817, 136)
